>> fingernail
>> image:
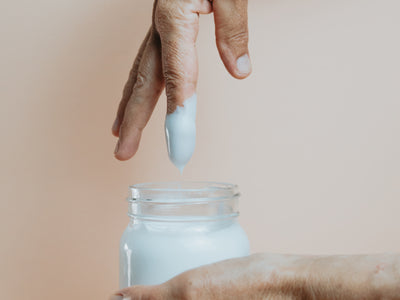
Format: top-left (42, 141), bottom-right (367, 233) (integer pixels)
top-left (114, 139), bottom-right (120, 155)
top-left (236, 54), bottom-right (251, 75)
top-left (112, 117), bottom-right (119, 133)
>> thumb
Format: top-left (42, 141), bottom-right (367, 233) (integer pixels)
top-left (213, 0), bottom-right (251, 79)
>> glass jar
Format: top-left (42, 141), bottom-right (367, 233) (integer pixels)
top-left (119, 181), bottom-right (250, 288)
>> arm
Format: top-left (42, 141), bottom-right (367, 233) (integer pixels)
top-left (110, 253), bottom-right (400, 299)
top-left (298, 253), bottom-right (400, 299)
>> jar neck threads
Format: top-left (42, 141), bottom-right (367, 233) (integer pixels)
top-left (127, 182), bottom-right (240, 222)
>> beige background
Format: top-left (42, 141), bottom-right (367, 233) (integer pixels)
top-left (1, 0), bottom-right (400, 299)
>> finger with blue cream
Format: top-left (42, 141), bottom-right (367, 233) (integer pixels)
top-left (165, 94), bottom-right (197, 173)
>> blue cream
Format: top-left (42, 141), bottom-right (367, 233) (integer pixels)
top-left (165, 94), bottom-right (197, 173)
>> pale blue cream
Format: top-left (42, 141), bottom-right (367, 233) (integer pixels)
top-left (165, 94), bottom-right (197, 173)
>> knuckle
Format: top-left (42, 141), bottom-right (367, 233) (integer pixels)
top-left (164, 65), bottom-right (184, 90)
top-left (134, 70), bottom-right (147, 89)
top-left (164, 71), bottom-right (182, 97)
top-left (221, 29), bottom-right (248, 47)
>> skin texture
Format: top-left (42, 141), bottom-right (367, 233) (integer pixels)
top-left (112, 0), bottom-right (251, 160)
top-left (110, 253), bottom-right (400, 299)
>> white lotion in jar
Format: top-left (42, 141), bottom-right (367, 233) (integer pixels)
top-left (165, 94), bottom-right (197, 172)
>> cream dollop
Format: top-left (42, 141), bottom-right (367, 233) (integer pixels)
top-left (165, 94), bottom-right (197, 172)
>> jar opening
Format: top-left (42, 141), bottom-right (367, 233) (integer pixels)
top-left (129, 181), bottom-right (239, 203)
top-left (127, 181), bottom-right (240, 221)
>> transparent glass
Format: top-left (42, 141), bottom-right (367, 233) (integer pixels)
top-left (119, 181), bottom-right (250, 288)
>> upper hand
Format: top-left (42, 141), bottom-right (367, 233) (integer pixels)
top-left (112, 0), bottom-right (251, 160)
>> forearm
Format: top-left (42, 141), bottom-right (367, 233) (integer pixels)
top-left (301, 254), bottom-right (400, 299)
top-left (115, 253), bottom-right (400, 299)
top-left (255, 253), bottom-right (400, 299)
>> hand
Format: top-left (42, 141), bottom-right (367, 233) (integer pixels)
top-left (110, 253), bottom-right (400, 299)
top-left (112, 0), bottom-right (251, 161)
top-left (109, 254), bottom-right (309, 299)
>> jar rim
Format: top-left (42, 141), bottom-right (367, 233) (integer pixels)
top-left (129, 181), bottom-right (239, 203)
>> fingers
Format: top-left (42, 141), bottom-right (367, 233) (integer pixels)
top-left (154, 0), bottom-right (211, 113)
top-left (112, 28), bottom-right (151, 137)
top-left (114, 29), bottom-right (164, 161)
top-left (213, 0), bottom-right (251, 79)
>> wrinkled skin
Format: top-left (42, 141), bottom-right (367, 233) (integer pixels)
top-left (110, 253), bottom-right (400, 299)
top-left (112, 0), bottom-right (251, 160)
